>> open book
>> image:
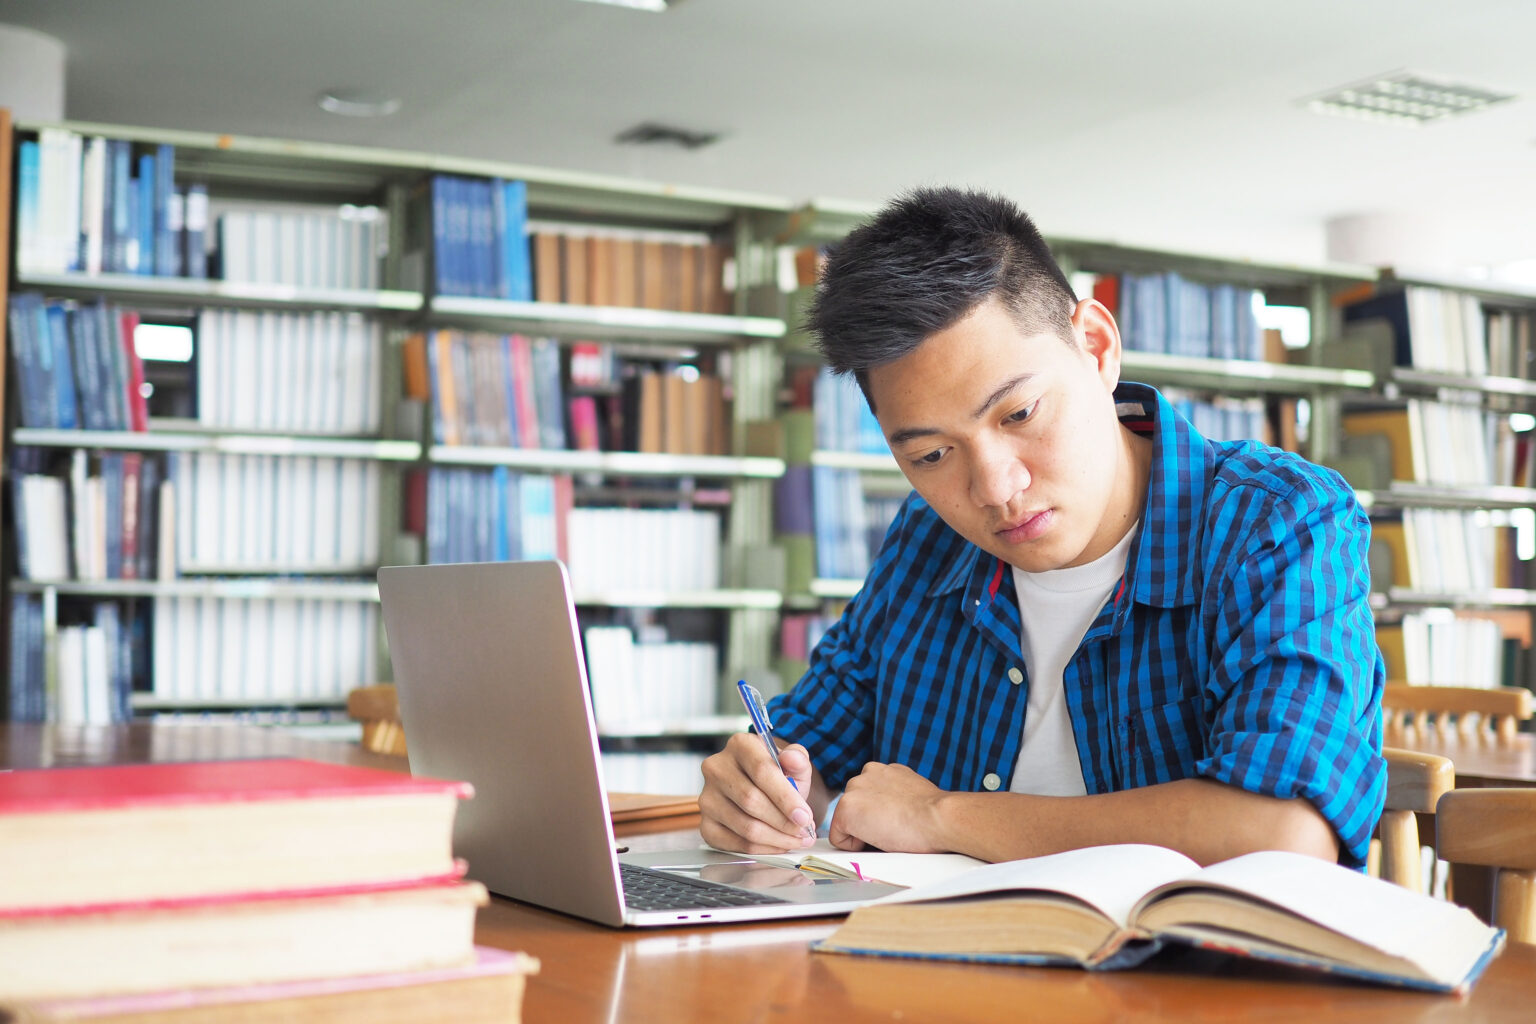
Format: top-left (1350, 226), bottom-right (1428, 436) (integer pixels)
top-left (749, 840), bottom-right (987, 889)
top-left (813, 844), bottom-right (1505, 994)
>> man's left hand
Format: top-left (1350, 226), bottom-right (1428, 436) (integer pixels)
top-left (827, 761), bottom-right (949, 853)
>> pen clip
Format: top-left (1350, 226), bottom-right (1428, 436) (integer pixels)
top-left (738, 680), bottom-right (773, 736)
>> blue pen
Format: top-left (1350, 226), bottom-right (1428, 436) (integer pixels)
top-left (736, 680), bottom-right (817, 840)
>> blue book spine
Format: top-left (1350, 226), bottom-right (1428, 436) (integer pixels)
top-left (473, 178), bottom-right (495, 298)
top-left (504, 471), bottom-right (522, 561)
top-left (109, 140), bottom-right (132, 274)
top-left (27, 295), bottom-right (60, 428)
top-left (136, 153), bottom-right (156, 275)
top-left (16, 140), bottom-right (41, 270)
top-left (138, 456), bottom-right (162, 580)
top-left (8, 596), bottom-right (31, 722)
top-left (91, 302), bottom-right (129, 431)
top-left (489, 179), bottom-right (508, 301)
top-left (154, 144), bottom-right (177, 275)
top-left (430, 175), bottom-right (453, 297)
top-left (103, 453), bottom-right (124, 578)
top-left (500, 335), bottom-right (521, 448)
top-left (492, 465), bottom-right (511, 561)
top-left (501, 180), bottom-right (532, 302)
top-left (426, 468), bottom-right (447, 563)
top-left (7, 294), bottom-right (48, 428)
top-left (45, 303), bottom-right (79, 430)
top-left (68, 304), bottom-right (104, 431)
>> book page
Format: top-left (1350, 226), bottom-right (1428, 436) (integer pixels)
top-left (871, 844), bottom-right (1200, 928)
top-left (742, 840), bottom-right (986, 888)
top-left (1133, 850), bottom-right (1500, 979)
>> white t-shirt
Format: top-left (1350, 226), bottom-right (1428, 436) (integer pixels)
top-left (1008, 525), bottom-right (1138, 797)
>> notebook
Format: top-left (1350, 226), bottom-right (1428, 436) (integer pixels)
top-left (377, 560), bottom-right (903, 927)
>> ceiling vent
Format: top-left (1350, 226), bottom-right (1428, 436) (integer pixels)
top-left (1304, 71), bottom-right (1515, 126)
top-left (614, 122), bottom-right (721, 150)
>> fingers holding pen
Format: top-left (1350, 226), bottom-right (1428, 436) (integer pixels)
top-left (698, 733), bottom-right (816, 853)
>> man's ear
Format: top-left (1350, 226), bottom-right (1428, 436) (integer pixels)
top-left (1071, 298), bottom-right (1123, 389)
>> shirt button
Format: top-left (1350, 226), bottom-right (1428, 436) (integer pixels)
top-left (1007, 667), bottom-right (1023, 684)
top-left (982, 773), bottom-right (1001, 791)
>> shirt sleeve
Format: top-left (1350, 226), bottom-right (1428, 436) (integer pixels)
top-left (766, 495), bottom-right (925, 790)
top-left (1194, 462), bottom-right (1386, 867)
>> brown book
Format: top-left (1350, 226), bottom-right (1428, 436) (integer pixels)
top-left (663, 372), bottom-right (689, 454)
top-left (659, 242), bottom-right (684, 311)
top-left (700, 243), bottom-right (731, 314)
top-left (676, 244), bottom-right (700, 314)
top-left (611, 237), bottom-right (639, 308)
top-left (562, 233), bottom-right (590, 306)
top-left (432, 331), bottom-right (462, 446)
top-left (401, 333), bottom-right (431, 401)
top-left (815, 845), bottom-right (1502, 994)
top-left (531, 232), bottom-right (563, 304)
top-left (587, 234), bottom-right (616, 307)
top-left (702, 374), bottom-right (728, 455)
top-left (1341, 408), bottom-right (1417, 483)
top-left (638, 371), bottom-right (664, 453)
top-left (639, 240), bottom-right (666, 309)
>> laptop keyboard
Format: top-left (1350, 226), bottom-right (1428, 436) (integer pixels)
top-left (620, 862), bottom-right (792, 911)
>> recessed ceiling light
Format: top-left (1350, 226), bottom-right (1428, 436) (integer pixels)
top-left (317, 90), bottom-right (402, 118)
top-left (571, 0), bottom-right (670, 11)
top-left (1303, 71), bottom-right (1515, 126)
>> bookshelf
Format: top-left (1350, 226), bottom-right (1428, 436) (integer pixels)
top-left (3, 118), bottom-right (794, 746)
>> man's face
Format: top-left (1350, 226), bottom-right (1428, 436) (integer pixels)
top-left (866, 296), bottom-right (1145, 573)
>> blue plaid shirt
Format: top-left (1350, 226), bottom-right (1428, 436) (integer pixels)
top-left (770, 382), bottom-right (1385, 866)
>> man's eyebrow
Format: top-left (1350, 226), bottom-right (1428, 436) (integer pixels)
top-left (886, 373), bottom-right (1038, 449)
top-left (972, 374), bottom-right (1036, 420)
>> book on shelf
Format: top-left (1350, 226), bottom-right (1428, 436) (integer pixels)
top-left (583, 623), bottom-right (718, 727)
top-left (427, 174), bottom-right (532, 301)
top-left (813, 844), bottom-right (1504, 994)
top-left (423, 467), bottom-right (570, 566)
top-left (527, 220), bottom-right (733, 314)
top-left (6, 293), bottom-right (145, 432)
top-left (0, 758), bottom-right (503, 1004)
top-left (15, 128), bottom-right (199, 279)
top-left (4, 945), bottom-right (538, 1024)
top-left (214, 200), bottom-right (384, 290)
top-left (1072, 271), bottom-right (1263, 360)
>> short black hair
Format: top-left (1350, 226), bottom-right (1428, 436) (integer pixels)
top-left (807, 187), bottom-right (1078, 397)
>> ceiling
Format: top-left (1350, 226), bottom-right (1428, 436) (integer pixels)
top-left (4, 0), bottom-right (1536, 274)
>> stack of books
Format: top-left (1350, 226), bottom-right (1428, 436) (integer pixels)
top-left (0, 758), bottom-right (537, 1022)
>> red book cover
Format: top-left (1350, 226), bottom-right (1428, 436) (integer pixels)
top-left (118, 310), bottom-right (149, 431)
top-left (0, 757), bottom-right (471, 815)
top-left (118, 451), bottom-right (142, 579)
top-left (13, 945), bottom-right (537, 1020)
top-left (1092, 274), bottom-right (1120, 317)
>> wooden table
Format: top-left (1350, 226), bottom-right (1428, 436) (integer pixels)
top-left (1392, 732), bottom-right (1536, 788)
top-left (8, 722), bottom-right (1536, 1023)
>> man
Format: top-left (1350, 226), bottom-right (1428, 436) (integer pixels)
top-left (701, 187), bottom-right (1385, 867)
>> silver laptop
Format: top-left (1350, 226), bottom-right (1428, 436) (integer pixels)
top-left (377, 560), bottom-right (902, 927)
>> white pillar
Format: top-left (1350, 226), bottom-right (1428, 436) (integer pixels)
top-left (0, 24), bottom-right (66, 121)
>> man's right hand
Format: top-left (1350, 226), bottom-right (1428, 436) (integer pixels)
top-left (699, 732), bottom-right (819, 853)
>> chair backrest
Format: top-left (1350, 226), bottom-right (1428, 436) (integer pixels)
top-left (1436, 788), bottom-right (1536, 944)
top-left (1381, 684), bottom-right (1534, 744)
top-left (347, 683), bottom-right (408, 757)
top-left (1374, 747), bottom-right (1454, 891)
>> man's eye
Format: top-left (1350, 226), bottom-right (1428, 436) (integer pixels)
top-left (915, 448), bottom-right (947, 466)
top-left (1007, 402), bottom-right (1039, 424)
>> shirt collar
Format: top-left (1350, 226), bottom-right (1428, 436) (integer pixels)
top-left (926, 382), bottom-right (1209, 611)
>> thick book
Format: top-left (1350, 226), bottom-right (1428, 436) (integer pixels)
top-left (5, 945), bottom-right (536, 1024)
top-left (0, 877), bottom-right (487, 1002)
top-left (813, 844), bottom-right (1505, 994)
top-left (0, 758), bottom-right (470, 912)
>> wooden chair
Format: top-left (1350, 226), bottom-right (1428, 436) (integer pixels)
top-left (347, 683), bottom-right (408, 757)
top-left (1437, 788), bottom-right (1536, 944)
top-left (1373, 747), bottom-right (1454, 892)
top-left (1382, 685), bottom-right (1534, 745)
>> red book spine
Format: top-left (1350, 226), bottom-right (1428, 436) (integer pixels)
top-left (119, 310), bottom-right (149, 431)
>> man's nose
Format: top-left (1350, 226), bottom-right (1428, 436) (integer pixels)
top-left (970, 440), bottom-right (1030, 508)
